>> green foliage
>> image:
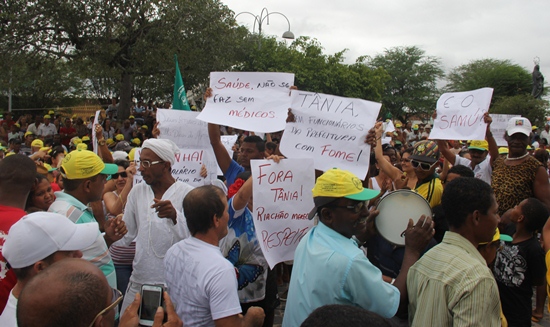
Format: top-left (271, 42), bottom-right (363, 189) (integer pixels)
top-left (367, 46), bottom-right (444, 122)
top-left (237, 36), bottom-right (389, 102)
top-left (445, 59), bottom-right (532, 101)
top-left (0, 0), bottom-right (248, 116)
top-left (491, 95), bottom-right (548, 127)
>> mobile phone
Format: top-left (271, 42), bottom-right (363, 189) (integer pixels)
top-left (139, 284), bottom-right (164, 326)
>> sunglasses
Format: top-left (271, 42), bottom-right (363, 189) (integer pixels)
top-left (410, 159), bottom-right (437, 171)
top-left (112, 172), bottom-right (128, 179)
top-left (88, 288), bottom-right (122, 327)
top-left (327, 201), bottom-right (367, 214)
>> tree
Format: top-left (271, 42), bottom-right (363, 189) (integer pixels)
top-left (367, 46), bottom-right (444, 122)
top-left (0, 0), bottom-right (248, 116)
top-left (445, 59), bottom-right (532, 102)
top-left (237, 36), bottom-right (389, 102)
top-left (491, 95), bottom-right (548, 128)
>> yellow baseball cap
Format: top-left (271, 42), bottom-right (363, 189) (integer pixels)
top-left (468, 140), bottom-right (489, 152)
top-left (479, 228), bottom-right (513, 245)
top-left (5, 152), bottom-right (15, 157)
top-left (48, 110), bottom-right (55, 115)
top-left (129, 115), bottom-right (135, 119)
top-left (31, 139), bottom-right (44, 148)
top-left (128, 147), bottom-right (137, 161)
top-left (76, 143), bottom-right (88, 150)
top-left (498, 147), bottom-right (509, 155)
top-left (72, 137), bottom-right (82, 145)
top-left (412, 124), bottom-right (419, 130)
top-left (60, 149), bottom-right (118, 180)
top-left (532, 126), bottom-right (538, 130)
top-left (43, 115), bottom-right (51, 119)
top-left (82, 135), bottom-right (90, 141)
top-left (308, 168), bottom-right (380, 219)
top-left (527, 145), bottom-right (532, 150)
top-left (115, 134), bottom-right (124, 141)
top-left (72, 114), bottom-right (77, 119)
top-left (395, 123), bottom-right (402, 128)
top-left (24, 131), bottom-right (34, 137)
top-left (106, 138), bottom-right (115, 145)
top-left (132, 138), bottom-right (141, 145)
top-left (141, 125), bottom-right (148, 130)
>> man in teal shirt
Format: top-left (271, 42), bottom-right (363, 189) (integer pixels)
top-left (282, 168), bottom-right (434, 327)
top-left (49, 149), bottom-right (126, 290)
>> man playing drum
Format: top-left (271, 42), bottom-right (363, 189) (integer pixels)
top-left (282, 168), bottom-right (435, 327)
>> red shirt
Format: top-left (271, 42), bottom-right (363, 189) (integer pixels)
top-left (59, 127), bottom-right (77, 146)
top-left (0, 205), bottom-right (25, 312)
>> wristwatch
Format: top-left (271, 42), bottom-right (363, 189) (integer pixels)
top-left (98, 140), bottom-right (106, 146)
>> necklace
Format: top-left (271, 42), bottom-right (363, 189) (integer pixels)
top-left (506, 152), bottom-right (529, 161)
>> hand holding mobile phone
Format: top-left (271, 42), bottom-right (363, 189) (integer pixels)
top-left (139, 284), bottom-right (164, 326)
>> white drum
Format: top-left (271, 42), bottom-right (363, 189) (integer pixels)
top-left (375, 190), bottom-right (432, 246)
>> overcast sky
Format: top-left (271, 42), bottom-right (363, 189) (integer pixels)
top-left (222, 0), bottom-right (549, 88)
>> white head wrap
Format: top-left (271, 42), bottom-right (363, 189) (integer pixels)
top-left (142, 139), bottom-right (180, 166)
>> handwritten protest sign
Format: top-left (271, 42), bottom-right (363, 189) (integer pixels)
top-left (251, 159), bottom-right (315, 268)
top-left (490, 114), bottom-right (521, 146)
top-left (133, 148), bottom-right (206, 187)
top-left (279, 91), bottom-right (381, 178)
top-left (430, 88), bottom-right (493, 140)
top-left (197, 72), bottom-right (295, 133)
top-left (156, 109), bottom-right (220, 178)
top-left (221, 135), bottom-right (238, 160)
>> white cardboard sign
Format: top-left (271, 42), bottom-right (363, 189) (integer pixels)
top-left (251, 159), bottom-right (315, 269)
top-left (279, 91), bottom-right (381, 179)
top-left (197, 72), bottom-right (295, 133)
top-left (430, 88), bottom-right (494, 140)
top-left (490, 114), bottom-right (520, 146)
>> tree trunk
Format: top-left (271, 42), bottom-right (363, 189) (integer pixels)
top-left (118, 71), bottom-right (133, 120)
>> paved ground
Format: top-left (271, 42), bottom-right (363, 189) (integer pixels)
top-left (275, 284), bottom-right (550, 327)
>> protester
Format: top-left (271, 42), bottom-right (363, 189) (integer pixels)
top-left (0, 212), bottom-right (97, 326)
top-left (407, 177), bottom-right (501, 326)
top-left (491, 117), bottom-right (550, 216)
top-left (282, 168), bottom-right (434, 327)
top-left (36, 115), bottom-right (57, 139)
top-left (165, 185), bottom-right (265, 327)
top-left (408, 140), bottom-right (443, 207)
top-left (103, 159), bottom-right (137, 296)
top-left (48, 149), bottom-right (125, 291)
top-left (0, 155), bottom-right (37, 312)
top-left (492, 198), bottom-right (547, 326)
top-left (116, 138), bottom-right (194, 314)
top-left (25, 174), bottom-right (55, 212)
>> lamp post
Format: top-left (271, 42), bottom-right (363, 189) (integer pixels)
top-left (235, 8), bottom-right (295, 49)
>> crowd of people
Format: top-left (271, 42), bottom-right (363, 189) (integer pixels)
top-left (0, 92), bottom-right (550, 327)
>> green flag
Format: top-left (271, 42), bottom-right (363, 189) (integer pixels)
top-left (172, 54), bottom-right (191, 110)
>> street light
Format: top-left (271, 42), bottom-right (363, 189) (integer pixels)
top-left (235, 8), bottom-right (295, 48)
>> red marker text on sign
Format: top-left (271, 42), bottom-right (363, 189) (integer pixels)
top-left (214, 77), bottom-right (251, 90)
top-left (261, 226), bottom-right (310, 252)
top-left (256, 164), bottom-right (294, 185)
top-left (438, 109), bottom-right (484, 129)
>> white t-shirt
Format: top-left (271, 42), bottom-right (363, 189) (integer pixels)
top-left (165, 237), bottom-right (242, 327)
top-left (0, 290), bottom-right (17, 327)
top-left (115, 181), bottom-right (193, 285)
top-left (37, 123), bottom-right (57, 137)
top-left (455, 154), bottom-right (492, 185)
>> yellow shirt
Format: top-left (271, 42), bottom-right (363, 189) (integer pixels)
top-left (415, 176), bottom-right (443, 208)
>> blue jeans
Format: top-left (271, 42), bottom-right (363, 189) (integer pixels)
top-left (115, 265), bottom-right (133, 297)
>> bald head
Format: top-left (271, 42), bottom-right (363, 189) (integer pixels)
top-left (17, 259), bottom-right (110, 327)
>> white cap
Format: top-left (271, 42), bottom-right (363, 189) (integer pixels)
top-left (506, 117), bottom-right (532, 137)
top-left (112, 151), bottom-right (129, 161)
top-left (3, 212), bottom-right (99, 268)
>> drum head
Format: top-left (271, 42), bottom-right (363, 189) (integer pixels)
top-left (375, 190), bottom-right (432, 246)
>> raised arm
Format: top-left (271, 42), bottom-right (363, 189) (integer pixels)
top-left (436, 140), bottom-right (456, 166)
top-left (205, 88), bottom-right (233, 174)
top-left (373, 122), bottom-right (403, 181)
top-left (484, 113), bottom-right (498, 167)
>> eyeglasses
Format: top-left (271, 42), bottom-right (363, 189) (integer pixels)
top-left (112, 172), bottom-right (128, 179)
top-left (88, 288), bottom-right (122, 327)
top-left (410, 159), bottom-right (437, 171)
top-left (327, 201), bottom-right (367, 214)
top-left (135, 160), bottom-right (164, 168)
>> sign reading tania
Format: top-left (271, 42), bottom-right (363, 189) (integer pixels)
top-left (197, 72), bottom-right (295, 133)
top-left (430, 87), bottom-right (494, 140)
top-left (279, 91), bottom-right (381, 178)
top-left (490, 114), bottom-right (521, 147)
top-left (251, 158), bottom-right (315, 269)
top-left (133, 147), bottom-right (207, 187)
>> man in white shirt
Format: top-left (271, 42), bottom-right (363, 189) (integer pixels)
top-left (540, 124), bottom-right (550, 145)
top-left (117, 138), bottom-right (194, 314)
top-left (0, 212), bottom-right (97, 326)
top-left (165, 185), bottom-right (265, 327)
top-left (36, 115), bottom-right (57, 139)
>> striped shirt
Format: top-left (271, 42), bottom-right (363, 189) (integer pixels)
top-left (49, 191), bottom-right (117, 290)
top-left (407, 232), bottom-right (501, 327)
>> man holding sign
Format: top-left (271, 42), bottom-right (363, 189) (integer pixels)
top-left (282, 168), bottom-right (435, 327)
